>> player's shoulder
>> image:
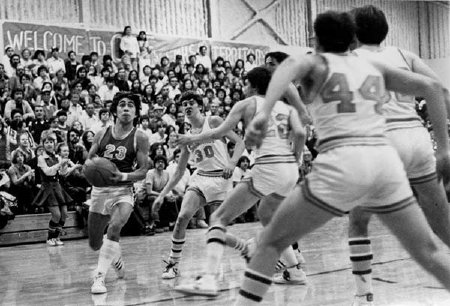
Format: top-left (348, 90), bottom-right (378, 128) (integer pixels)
top-left (135, 128), bottom-right (150, 147)
top-left (208, 115), bottom-right (223, 128)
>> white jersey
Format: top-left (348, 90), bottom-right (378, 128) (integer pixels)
top-left (308, 53), bottom-right (388, 153)
top-left (253, 96), bottom-right (296, 164)
top-left (186, 116), bottom-right (231, 173)
top-left (354, 47), bottom-right (421, 131)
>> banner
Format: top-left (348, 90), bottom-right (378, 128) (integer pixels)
top-left (3, 21), bottom-right (272, 66)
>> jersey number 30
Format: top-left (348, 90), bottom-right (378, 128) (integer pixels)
top-left (194, 145), bottom-right (214, 163)
top-left (321, 73), bottom-right (383, 113)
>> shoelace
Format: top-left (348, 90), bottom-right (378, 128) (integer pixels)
top-left (163, 260), bottom-right (177, 271)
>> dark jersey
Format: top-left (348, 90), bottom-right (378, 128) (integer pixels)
top-left (97, 126), bottom-right (137, 173)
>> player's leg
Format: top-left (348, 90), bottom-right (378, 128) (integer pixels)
top-left (348, 207), bottom-right (374, 303)
top-left (47, 205), bottom-right (61, 246)
top-left (235, 185), bottom-right (335, 305)
top-left (377, 200), bottom-right (450, 290)
top-left (88, 212), bottom-right (110, 251)
top-left (162, 190), bottom-right (204, 279)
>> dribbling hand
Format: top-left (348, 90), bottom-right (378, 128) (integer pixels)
top-left (245, 112), bottom-right (269, 148)
top-left (110, 170), bottom-right (123, 184)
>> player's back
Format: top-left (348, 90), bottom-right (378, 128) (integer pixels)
top-left (187, 116), bottom-right (231, 173)
top-left (308, 52), bottom-right (387, 153)
top-left (354, 46), bottom-right (420, 131)
top-left (253, 96), bottom-right (296, 163)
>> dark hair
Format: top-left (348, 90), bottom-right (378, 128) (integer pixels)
top-left (140, 115), bottom-right (149, 123)
top-left (165, 102), bottom-right (178, 115)
top-left (11, 149), bottom-right (25, 164)
top-left (246, 53), bottom-right (255, 61)
top-left (180, 91), bottom-right (203, 108)
top-left (32, 49), bottom-right (45, 60)
top-left (110, 92), bottom-right (141, 121)
top-left (153, 154), bottom-right (168, 168)
top-left (265, 51), bottom-right (289, 63)
top-left (11, 109), bottom-right (23, 118)
top-left (314, 11), bottom-right (355, 52)
top-left (68, 50), bottom-right (76, 58)
top-left (237, 155), bottom-right (250, 168)
top-left (56, 110), bottom-right (67, 117)
top-left (352, 5), bottom-right (389, 45)
top-left (103, 54), bottom-right (113, 65)
top-left (37, 65), bottom-right (48, 75)
top-left (81, 55), bottom-right (91, 64)
top-left (98, 108), bottom-right (109, 118)
top-left (137, 31), bottom-right (147, 41)
top-left (90, 51), bottom-right (99, 58)
top-left (247, 67), bottom-right (272, 95)
top-left (82, 130), bottom-right (95, 151)
top-left (12, 88), bottom-right (24, 97)
top-left (122, 26), bottom-right (132, 36)
top-left (68, 128), bottom-right (81, 137)
top-left (56, 142), bottom-right (68, 154)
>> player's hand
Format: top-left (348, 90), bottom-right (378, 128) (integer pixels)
top-left (222, 163), bottom-right (234, 179)
top-left (436, 151), bottom-right (450, 184)
top-left (245, 112), bottom-right (269, 148)
top-left (175, 134), bottom-right (194, 147)
top-left (152, 195), bottom-right (164, 217)
top-left (110, 170), bottom-right (123, 183)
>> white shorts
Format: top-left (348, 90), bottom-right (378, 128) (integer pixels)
top-left (187, 171), bottom-right (232, 205)
top-left (89, 185), bottom-right (134, 216)
top-left (387, 127), bottom-right (436, 185)
top-left (242, 162), bottom-right (299, 198)
top-left (302, 145), bottom-right (415, 216)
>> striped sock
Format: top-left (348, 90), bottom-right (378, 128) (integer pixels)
top-left (96, 238), bottom-right (120, 275)
top-left (279, 247), bottom-right (298, 269)
top-left (226, 233), bottom-right (247, 254)
top-left (48, 220), bottom-right (59, 240)
top-left (169, 237), bottom-right (185, 263)
top-left (237, 268), bottom-right (272, 305)
top-left (349, 237), bottom-right (373, 295)
top-left (205, 225), bottom-right (227, 275)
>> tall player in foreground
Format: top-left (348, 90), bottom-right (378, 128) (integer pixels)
top-left (152, 91), bottom-right (245, 280)
top-left (348, 5), bottom-right (450, 305)
top-left (88, 92), bottom-right (150, 294)
top-left (235, 11), bottom-right (450, 305)
top-left (173, 67), bottom-right (305, 296)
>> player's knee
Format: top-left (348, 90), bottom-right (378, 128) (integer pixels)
top-left (257, 208), bottom-right (272, 225)
top-left (50, 211), bottom-right (61, 222)
top-left (176, 213), bottom-right (191, 226)
top-left (109, 219), bottom-right (126, 234)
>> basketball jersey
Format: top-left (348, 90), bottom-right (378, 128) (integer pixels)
top-left (187, 116), bottom-right (231, 172)
top-left (353, 47), bottom-right (421, 131)
top-left (308, 53), bottom-right (387, 153)
top-left (253, 96), bottom-right (296, 163)
top-left (98, 126), bottom-right (137, 173)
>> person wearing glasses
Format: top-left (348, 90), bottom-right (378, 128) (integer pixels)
top-left (152, 91), bottom-right (245, 280)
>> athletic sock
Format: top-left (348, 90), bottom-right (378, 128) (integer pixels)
top-left (236, 268), bottom-right (272, 305)
top-left (48, 220), bottom-right (59, 240)
top-left (168, 237), bottom-right (185, 263)
top-left (226, 233), bottom-right (247, 254)
top-left (349, 237), bottom-right (373, 295)
top-left (204, 225), bottom-right (227, 275)
top-left (96, 238), bottom-right (121, 276)
top-left (278, 247), bottom-right (299, 270)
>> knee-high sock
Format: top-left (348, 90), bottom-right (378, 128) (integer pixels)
top-left (349, 237), bottom-right (373, 295)
top-left (226, 233), bottom-right (247, 254)
top-left (48, 220), bottom-right (59, 240)
top-left (168, 237), bottom-right (185, 263)
top-left (204, 225), bottom-right (227, 275)
top-left (276, 246), bottom-right (299, 271)
top-left (235, 268), bottom-right (272, 305)
top-left (96, 238), bottom-right (121, 276)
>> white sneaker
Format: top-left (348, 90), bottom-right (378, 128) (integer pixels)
top-left (54, 238), bottom-right (64, 246)
top-left (273, 265), bottom-right (307, 285)
top-left (174, 274), bottom-right (219, 297)
top-left (241, 238), bottom-right (256, 263)
top-left (295, 249), bottom-right (306, 266)
top-left (91, 273), bottom-right (107, 294)
top-left (352, 293), bottom-right (374, 306)
top-left (162, 260), bottom-right (180, 279)
top-left (112, 257), bottom-right (125, 279)
top-left (47, 239), bottom-right (56, 246)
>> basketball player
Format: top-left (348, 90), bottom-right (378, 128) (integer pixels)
top-left (235, 11), bottom-right (450, 305)
top-left (348, 5), bottom-right (450, 305)
top-left (152, 91), bottom-right (245, 280)
top-left (88, 92), bottom-right (150, 294)
top-left (173, 66), bottom-right (305, 296)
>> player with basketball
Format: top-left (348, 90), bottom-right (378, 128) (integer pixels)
top-left (347, 6), bottom-right (450, 305)
top-left (235, 11), bottom-right (450, 305)
top-left (86, 92), bottom-right (150, 294)
top-left (152, 91), bottom-right (245, 280)
top-left (173, 66), bottom-right (306, 296)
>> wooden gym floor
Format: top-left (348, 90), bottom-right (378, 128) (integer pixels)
top-left (1, 216), bottom-right (450, 306)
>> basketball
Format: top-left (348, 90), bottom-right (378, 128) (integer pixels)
top-left (83, 157), bottom-right (118, 187)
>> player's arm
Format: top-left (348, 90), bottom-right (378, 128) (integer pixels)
top-left (87, 128), bottom-right (107, 159)
top-left (289, 108), bottom-right (306, 162)
top-left (120, 130), bottom-right (150, 182)
top-left (284, 83), bottom-right (311, 125)
top-left (152, 146), bottom-right (190, 214)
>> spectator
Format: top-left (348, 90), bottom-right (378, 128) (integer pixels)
top-left (7, 150), bottom-right (35, 214)
top-left (9, 63), bottom-right (25, 92)
top-left (90, 51), bottom-right (102, 74)
top-left (80, 102), bottom-right (99, 131)
top-left (232, 156), bottom-right (251, 187)
top-left (119, 26), bottom-right (140, 70)
top-left (33, 65), bottom-right (51, 91)
top-left (47, 47), bottom-right (66, 77)
top-left (115, 68), bottom-right (130, 91)
top-left (165, 130), bottom-right (178, 161)
top-left (32, 50), bottom-right (48, 76)
top-left (67, 128), bottom-right (87, 164)
top-left (0, 119), bottom-right (16, 169)
top-left (98, 77), bottom-right (119, 102)
top-left (244, 53), bottom-right (256, 72)
top-left (90, 108), bottom-right (113, 134)
top-left (139, 115), bottom-right (153, 142)
top-left (12, 132), bottom-right (35, 164)
top-left (4, 88), bottom-right (35, 121)
top-left (65, 51), bottom-right (79, 81)
top-left (40, 90), bottom-right (57, 120)
top-left (72, 66), bottom-right (90, 90)
top-left (168, 76), bottom-right (181, 100)
top-left (28, 105), bottom-right (49, 144)
top-left (149, 120), bottom-right (167, 144)
top-left (20, 48), bottom-right (33, 69)
top-left (21, 74), bottom-right (37, 105)
top-left (41, 116), bottom-right (64, 144)
top-left (162, 102), bottom-right (178, 128)
top-left (55, 110), bottom-right (69, 142)
top-left (81, 130), bottom-right (95, 152)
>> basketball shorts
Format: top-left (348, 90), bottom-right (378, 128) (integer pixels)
top-left (187, 170), bottom-right (232, 206)
top-left (301, 145), bottom-right (415, 216)
top-left (242, 162), bottom-right (299, 198)
top-left (387, 127), bottom-right (437, 185)
top-left (89, 185), bottom-right (135, 216)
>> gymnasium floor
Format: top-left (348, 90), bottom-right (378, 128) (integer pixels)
top-left (1, 216), bottom-right (450, 306)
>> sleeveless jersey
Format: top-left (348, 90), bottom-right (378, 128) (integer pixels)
top-left (309, 53), bottom-right (388, 153)
top-left (253, 96), bottom-right (296, 164)
top-left (187, 116), bottom-right (231, 173)
top-left (354, 47), bottom-right (421, 131)
top-left (98, 126), bottom-right (137, 174)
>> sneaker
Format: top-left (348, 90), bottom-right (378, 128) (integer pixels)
top-left (54, 238), bottom-right (64, 246)
top-left (162, 260), bottom-right (180, 279)
top-left (241, 238), bottom-right (256, 263)
top-left (47, 239), bottom-right (56, 246)
top-left (174, 274), bottom-right (219, 297)
top-left (352, 293), bottom-right (374, 306)
top-left (295, 249), bottom-right (306, 266)
top-left (273, 265), bottom-right (307, 285)
top-left (91, 273), bottom-right (107, 294)
top-left (196, 220), bottom-right (208, 228)
top-left (112, 257), bottom-right (125, 279)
